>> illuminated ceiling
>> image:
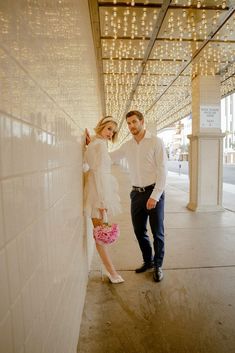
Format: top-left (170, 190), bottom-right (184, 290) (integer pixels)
top-left (89, 0), bottom-right (235, 145)
top-left (0, 0), bottom-right (234, 142)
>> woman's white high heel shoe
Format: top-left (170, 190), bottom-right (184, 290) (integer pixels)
top-left (107, 273), bottom-right (124, 284)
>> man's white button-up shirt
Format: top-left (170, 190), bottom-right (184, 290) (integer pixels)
top-left (110, 131), bottom-right (168, 201)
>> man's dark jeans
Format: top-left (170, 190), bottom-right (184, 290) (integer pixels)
top-left (130, 187), bottom-right (165, 268)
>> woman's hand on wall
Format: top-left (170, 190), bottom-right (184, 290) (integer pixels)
top-left (85, 128), bottom-right (91, 145)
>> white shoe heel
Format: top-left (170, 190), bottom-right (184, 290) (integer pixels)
top-left (107, 273), bottom-right (124, 284)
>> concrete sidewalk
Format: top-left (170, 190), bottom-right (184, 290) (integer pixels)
top-left (77, 166), bottom-right (235, 353)
top-left (167, 171), bottom-right (235, 212)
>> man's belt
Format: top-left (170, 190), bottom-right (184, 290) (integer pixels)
top-left (132, 183), bottom-right (155, 192)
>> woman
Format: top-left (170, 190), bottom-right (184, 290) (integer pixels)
top-left (84, 116), bottom-right (124, 284)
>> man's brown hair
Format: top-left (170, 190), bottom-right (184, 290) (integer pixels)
top-left (126, 110), bottom-right (144, 120)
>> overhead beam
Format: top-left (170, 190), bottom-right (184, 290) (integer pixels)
top-left (103, 72), bottom-right (190, 76)
top-left (98, 2), bottom-right (229, 11)
top-left (156, 99), bottom-right (191, 128)
top-left (105, 83), bottom-right (170, 87)
top-left (118, 0), bottom-right (172, 129)
top-left (145, 5), bottom-right (235, 115)
top-left (221, 72), bottom-right (235, 84)
top-left (102, 57), bottom-right (187, 62)
top-left (157, 102), bottom-right (192, 130)
top-left (218, 58), bottom-right (235, 75)
top-left (88, 0), bottom-right (106, 115)
top-left (101, 36), bottom-right (235, 44)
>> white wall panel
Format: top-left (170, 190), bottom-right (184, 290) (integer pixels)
top-left (0, 0), bottom-right (100, 352)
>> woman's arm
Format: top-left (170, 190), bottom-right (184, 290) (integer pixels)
top-left (109, 144), bottom-right (126, 163)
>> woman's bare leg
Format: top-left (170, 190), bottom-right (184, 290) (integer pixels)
top-left (92, 218), bottom-right (118, 277)
top-left (95, 243), bottom-right (118, 276)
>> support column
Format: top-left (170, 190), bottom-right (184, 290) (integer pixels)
top-left (187, 75), bottom-right (225, 212)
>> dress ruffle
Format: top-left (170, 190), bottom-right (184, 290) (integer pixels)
top-left (84, 138), bottom-right (121, 219)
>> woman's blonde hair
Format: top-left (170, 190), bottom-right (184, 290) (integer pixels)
top-left (94, 116), bottom-right (118, 143)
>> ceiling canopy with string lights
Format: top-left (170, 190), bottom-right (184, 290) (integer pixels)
top-left (89, 0), bottom-right (235, 144)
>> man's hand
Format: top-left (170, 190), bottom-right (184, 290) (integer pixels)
top-left (85, 128), bottom-right (91, 145)
top-left (146, 198), bottom-right (157, 210)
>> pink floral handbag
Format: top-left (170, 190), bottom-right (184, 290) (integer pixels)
top-left (93, 211), bottom-right (120, 245)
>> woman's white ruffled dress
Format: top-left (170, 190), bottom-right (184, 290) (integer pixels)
top-left (84, 137), bottom-right (121, 219)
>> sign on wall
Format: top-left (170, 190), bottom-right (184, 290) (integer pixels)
top-left (200, 105), bottom-right (220, 128)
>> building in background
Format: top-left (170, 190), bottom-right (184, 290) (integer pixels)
top-left (158, 91), bottom-right (235, 165)
top-left (157, 127), bottom-right (175, 159)
top-left (158, 115), bottom-right (191, 161)
top-left (221, 92), bottom-right (235, 164)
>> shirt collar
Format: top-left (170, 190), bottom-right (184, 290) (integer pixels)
top-left (131, 130), bottom-right (152, 142)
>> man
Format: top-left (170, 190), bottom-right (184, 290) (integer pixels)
top-left (111, 110), bottom-right (167, 282)
top-left (86, 110), bottom-right (167, 282)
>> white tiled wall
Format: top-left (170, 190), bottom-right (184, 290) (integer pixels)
top-left (0, 1), bottom-right (101, 352)
top-left (0, 112), bottom-right (90, 353)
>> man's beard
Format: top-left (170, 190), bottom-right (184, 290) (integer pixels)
top-left (131, 128), bottom-right (141, 135)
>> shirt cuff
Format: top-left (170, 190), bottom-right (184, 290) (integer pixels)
top-left (150, 189), bottom-right (163, 202)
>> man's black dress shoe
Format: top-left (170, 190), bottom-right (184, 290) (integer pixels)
top-left (135, 262), bottom-right (154, 273)
top-left (153, 267), bottom-right (163, 282)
